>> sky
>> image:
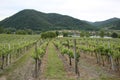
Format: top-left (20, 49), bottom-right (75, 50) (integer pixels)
top-left (0, 0), bottom-right (120, 22)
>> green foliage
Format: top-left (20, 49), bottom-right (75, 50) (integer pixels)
top-left (80, 31), bottom-right (90, 37)
top-left (32, 48), bottom-right (45, 60)
top-left (41, 31), bottom-right (57, 39)
top-left (106, 32), bottom-right (111, 37)
top-left (111, 32), bottom-right (118, 38)
top-left (85, 31), bottom-right (90, 37)
top-left (0, 9), bottom-right (96, 31)
top-left (91, 17), bottom-right (120, 30)
top-left (0, 34), bottom-right (40, 70)
top-left (79, 31), bottom-right (90, 37)
top-left (45, 42), bottom-right (68, 79)
top-left (99, 30), bottom-right (105, 38)
top-left (16, 29), bottom-right (33, 35)
top-left (61, 47), bottom-right (68, 55)
top-left (25, 29), bottom-right (33, 34)
top-left (68, 49), bottom-right (74, 58)
top-left (80, 31), bottom-right (85, 37)
top-left (61, 47), bottom-right (74, 58)
top-left (62, 32), bottom-right (68, 37)
top-left (4, 28), bottom-right (16, 34)
top-left (55, 31), bottom-right (59, 36)
top-left (0, 27), bottom-right (4, 34)
top-left (16, 30), bottom-right (27, 35)
top-left (62, 41), bottom-right (68, 47)
top-left (76, 51), bottom-right (80, 61)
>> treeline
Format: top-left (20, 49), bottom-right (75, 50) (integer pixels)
top-left (79, 30), bottom-right (120, 38)
top-left (56, 30), bottom-right (120, 38)
top-left (0, 27), bottom-right (33, 34)
top-left (0, 26), bottom-right (120, 38)
top-left (41, 31), bottom-right (58, 39)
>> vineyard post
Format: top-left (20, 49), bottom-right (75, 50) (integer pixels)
top-left (35, 43), bottom-right (38, 78)
top-left (96, 40), bottom-right (100, 64)
top-left (74, 39), bottom-right (77, 74)
top-left (5, 44), bottom-right (8, 66)
top-left (8, 44), bottom-right (10, 65)
top-left (108, 40), bottom-right (115, 71)
top-left (1, 44), bottom-right (6, 69)
top-left (67, 40), bottom-right (72, 66)
top-left (9, 44), bottom-right (12, 63)
top-left (67, 40), bottom-right (69, 49)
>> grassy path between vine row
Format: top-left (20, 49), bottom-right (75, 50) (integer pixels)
top-left (40, 42), bottom-right (74, 80)
top-left (78, 52), bottom-right (120, 80)
top-left (0, 46), bottom-right (35, 80)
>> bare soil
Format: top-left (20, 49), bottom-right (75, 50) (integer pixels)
top-left (0, 43), bottom-right (120, 80)
top-left (54, 45), bottom-right (76, 79)
top-left (0, 47), bottom-right (35, 80)
top-left (54, 45), bottom-right (120, 80)
top-left (38, 45), bottom-right (49, 80)
top-left (78, 52), bottom-right (120, 80)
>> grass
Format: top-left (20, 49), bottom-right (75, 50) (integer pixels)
top-left (0, 47), bottom-right (34, 77)
top-left (45, 42), bottom-right (74, 80)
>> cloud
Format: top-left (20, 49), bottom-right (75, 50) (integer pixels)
top-left (0, 0), bottom-right (120, 21)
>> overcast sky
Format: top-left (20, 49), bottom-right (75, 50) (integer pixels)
top-left (0, 0), bottom-right (120, 22)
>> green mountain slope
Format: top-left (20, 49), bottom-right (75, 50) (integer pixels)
top-left (91, 17), bottom-right (120, 30)
top-left (0, 9), bottom-right (95, 31)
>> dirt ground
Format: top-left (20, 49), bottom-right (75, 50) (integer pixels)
top-left (78, 53), bottom-right (120, 80)
top-left (0, 47), bottom-right (35, 80)
top-left (54, 45), bottom-right (120, 80)
top-left (0, 43), bottom-right (120, 80)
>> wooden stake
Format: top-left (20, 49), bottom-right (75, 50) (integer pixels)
top-left (74, 39), bottom-right (77, 74)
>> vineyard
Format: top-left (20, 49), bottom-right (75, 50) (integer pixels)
top-left (0, 34), bottom-right (41, 69)
top-left (0, 34), bottom-right (120, 80)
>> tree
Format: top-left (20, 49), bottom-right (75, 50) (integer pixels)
top-left (0, 27), bottom-right (4, 34)
top-left (25, 29), bottom-right (33, 35)
top-left (85, 31), bottom-right (90, 37)
top-left (16, 30), bottom-right (27, 35)
top-left (55, 31), bottom-right (59, 36)
top-left (99, 30), bottom-right (104, 38)
top-left (80, 31), bottom-right (85, 37)
top-left (41, 31), bottom-right (57, 39)
top-left (80, 31), bottom-right (90, 37)
top-left (106, 32), bottom-right (111, 37)
top-left (4, 28), bottom-right (16, 34)
top-left (111, 32), bottom-right (118, 38)
top-left (62, 32), bottom-right (68, 37)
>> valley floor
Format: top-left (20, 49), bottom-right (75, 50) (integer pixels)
top-left (0, 41), bottom-right (119, 80)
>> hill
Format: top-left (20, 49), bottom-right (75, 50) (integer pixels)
top-left (0, 9), bottom-right (96, 31)
top-left (91, 17), bottom-right (120, 30)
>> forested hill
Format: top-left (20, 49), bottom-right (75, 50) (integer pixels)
top-left (91, 17), bottom-right (120, 30)
top-left (0, 9), bottom-right (96, 31)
